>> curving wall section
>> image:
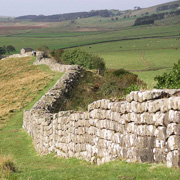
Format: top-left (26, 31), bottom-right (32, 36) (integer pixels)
top-left (23, 56), bottom-right (180, 168)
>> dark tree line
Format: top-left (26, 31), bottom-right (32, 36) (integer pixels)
top-left (16, 10), bottom-right (112, 22)
top-left (134, 10), bottom-right (180, 26)
top-left (156, 4), bottom-right (179, 12)
top-left (0, 45), bottom-right (16, 58)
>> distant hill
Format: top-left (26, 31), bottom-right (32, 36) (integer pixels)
top-left (15, 10), bottom-right (123, 22)
top-left (15, 1), bottom-right (180, 22)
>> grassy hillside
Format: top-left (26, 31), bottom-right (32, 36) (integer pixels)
top-left (0, 56), bottom-right (63, 128)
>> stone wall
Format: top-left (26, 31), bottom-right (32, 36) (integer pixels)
top-left (23, 54), bottom-right (180, 168)
top-left (23, 86), bottom-right (180, 168)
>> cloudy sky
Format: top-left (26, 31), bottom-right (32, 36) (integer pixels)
top-left (1, 0), bottom-right (176, 17)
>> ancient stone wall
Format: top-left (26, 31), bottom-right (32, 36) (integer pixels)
top-left (23, 86), bottom-right (180, 168)
top-left (23, 53), bottom-right (180, 168)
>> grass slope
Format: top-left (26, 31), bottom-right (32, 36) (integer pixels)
top-left (0, 56), bottom-right (63, 128)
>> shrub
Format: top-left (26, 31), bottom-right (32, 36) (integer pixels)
top-left (37, 45), bottom-right (49, 57)
top-left (124, 84), bottom-right (140, 95)
top-left (61, 48), bottom-right (106, 73)
top-left (113, 69), bottom-right (129, 78)
top-left (5, 45), bottom-right (16, 53)
top-left (0, 155), bottom-right (16, 173)
top-left (154, 60), bottom-right (180, 89)
top-left (0, 154), bottom-right (16, 179)
top-left (50, 49), bottom-right (64, 63)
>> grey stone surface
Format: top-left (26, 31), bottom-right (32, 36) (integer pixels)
top-left (23, 55), bottom-right (180, 168)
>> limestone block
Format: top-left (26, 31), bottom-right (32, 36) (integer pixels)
top-left (121, 114), bottom-right (129, 123)
top-left (98, 110), bottom-right (107, 120)
top-left (126, 94), bottom-right (133, 103)
top-left (154, 127), bottom-right (166, 141)
top-left (166, 150), bottom-right (180, 168)
top-left (89, 119), bottom-right (98, 127)
top-left (168, 110), bottom-right (180, 124)
top-left (147, 100), bottom-right (161, 113)
top-left (136, 125), bottom-right (146, 136)
top-left (153, 148), bottom-right (167, 163)
top-left (98, 120), bottom-right (106, 129)
top-left (99, 129), bottom-right (106, 139)
top-left (88, 126), bottom-right (97, 135)
top-left (129, 113), bottom-right (140, 124)
top-left (131, 101), bottom-right (138, 113)
top-left (126, 103), bottom-right (132, 113)
top-left (137, 102), bottom-right (145, 113)
top-left (105, 110), bottom-right (111, 120)
top-left (136, 136), bottom-right (154, 149)
top-left (146, 125), bottom-right (156, 136)
top-left (105, 130), bottom-right (113, 140)
top-left (113, 112), bottom-right (120, 122)
top-left (113, 133), bottom-right (121, 144)
top-left (137, 148), bottom-right (154, 163)
top-left (84, 119), bottom-right (90, 127)
top-left (133, 91), bottom-right (139, 102)
top-left (98, 138), bottom-right (106, 148)
top-left (160, 99), bottom-right (168, 112)
top-left (139, 113), bottom-right (147, 124)
top-left (167, 123), bottom-right (180, 138)
top-left (126, 122), bottom-right (135, 134)
top-left (153, 112), bottom-right (165, 126)
top-left (97, 148), bottom-right (107, 158)
top-left (109, 120), bottom-right (115, 130)
top-left (142, 91), bottom-right (152, 101)
top-left (107, 102), bottom-right (112, 110)
top-left (89, 109), bottom-right (99, 119)
top-left (167, 135), bottom-right (180, 151)
top-left (168, 97), bottom-right (180, 110)
top-left (120, 103), bottom-right (126, 114)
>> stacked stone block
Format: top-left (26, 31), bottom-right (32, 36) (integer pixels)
top-left (23, 55), bottom-right (180, 168)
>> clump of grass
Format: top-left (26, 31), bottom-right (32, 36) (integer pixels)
top-left (0, 154), bottom-right (16, 178)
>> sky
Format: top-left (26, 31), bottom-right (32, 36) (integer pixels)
top-left (0, 0), bottom-right (176, 17)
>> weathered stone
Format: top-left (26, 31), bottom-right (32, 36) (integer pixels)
top-left (167, 135), bottom-right (180, 151)
top-left (22, 57), bottom-right (180, 168)
top-left (166, 150), bottom-right (180, 168)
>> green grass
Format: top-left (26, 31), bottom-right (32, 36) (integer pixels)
top-left (81, 37), bottom-right (180, 88)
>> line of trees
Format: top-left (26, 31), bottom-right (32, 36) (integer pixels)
top-left (134, 9), bottom-right (180, 26)
top-left (156, 4), bottom-right (179, 12)
top-left (0, 45), bottom-right (16, 58)
top-left (16, 10), bottom-right (112, 22)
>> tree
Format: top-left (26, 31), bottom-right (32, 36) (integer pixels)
top-left (0, 47), bottom-right (6, 55)
top-left (154, 60), bottom-right (180, 89)
top-left (5, 45), bottom-right (16, 53)
top-left (61, 48), bottom-right (106, 73)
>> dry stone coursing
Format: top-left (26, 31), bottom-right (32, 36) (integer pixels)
top-left (23, 55), bottom-right (180, 168)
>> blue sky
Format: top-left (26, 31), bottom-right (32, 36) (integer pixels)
top-left (1, 0), bottom-right (176, 17)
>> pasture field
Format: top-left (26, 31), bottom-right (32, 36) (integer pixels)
top-left (0, 22), bottom-right (179, 87)
top-left (81, 37), bottom-right (180, 88)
